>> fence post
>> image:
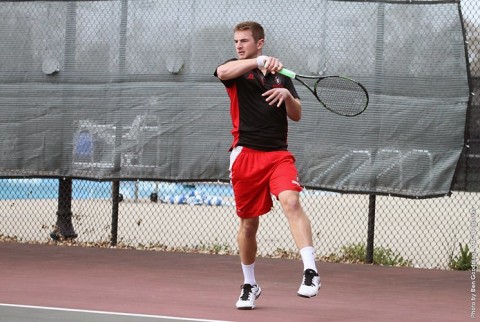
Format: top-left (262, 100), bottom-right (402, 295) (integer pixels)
top-left (50, 2), bottom-right (78, 241)
top-left (111, 121), bottom-right (124, 247)
top-left (111, 180), bottom-right (120, 246)
top-left (109, 0), bottom-right (129, 247)
top-left (50, 178), bottom-right (77, 240)
top-left (364, 1), bottom-right (386, 265)
top-left (366, 194), bottom-right (376, 264)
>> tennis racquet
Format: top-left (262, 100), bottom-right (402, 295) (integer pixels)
top-left (278, 68), bottom-right (369, 117)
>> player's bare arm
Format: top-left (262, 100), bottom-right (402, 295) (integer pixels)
top-left (215, 59), bottom-right (258, 81)
top-left (216, 55), bottom-right (284, 81)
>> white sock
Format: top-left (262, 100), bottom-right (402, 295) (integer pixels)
top-left (241, 262), bottom-right (256, 285)
top-left (300, 246), bottom-right (317, 273)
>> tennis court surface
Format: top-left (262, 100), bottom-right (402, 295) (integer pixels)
top-left (0, 242), bottom-right (472, 321)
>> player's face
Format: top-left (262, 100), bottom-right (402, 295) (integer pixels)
top-left (234, 30), bottom-right (263, 60)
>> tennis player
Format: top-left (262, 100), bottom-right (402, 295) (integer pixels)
top-left (214, 21), bottom-right (321, 310)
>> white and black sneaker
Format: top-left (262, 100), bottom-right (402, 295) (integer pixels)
top-left (236, 284), bottom-right (262, 310)
top-left (297, 269), bottom-right (321, 298)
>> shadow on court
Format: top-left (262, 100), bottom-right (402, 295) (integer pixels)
top-left (0, 242), bottom-right (472, 322)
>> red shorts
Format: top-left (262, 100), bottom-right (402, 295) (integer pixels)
top-left (229, 146), bottom-right (303, 218)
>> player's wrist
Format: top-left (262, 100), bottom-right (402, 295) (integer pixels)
top-left (256, 55), bottom-right (268, 68)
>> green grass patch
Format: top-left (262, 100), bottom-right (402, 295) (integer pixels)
top-left (322, 243), bottom-right (413, 267)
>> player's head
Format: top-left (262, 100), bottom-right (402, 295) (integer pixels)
top-left (233, 21), bottom-right (265, 60)
top-left (234, 21), bottom-right (265, 43)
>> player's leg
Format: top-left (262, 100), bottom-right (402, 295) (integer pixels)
top-left (270, 152), bottom-right (321, 298)
top-left (238, 217), bottom-right (259, 266)
top-left (230, 148), bottom-right (270, 309)
top-left (235, 213), bottom-right (262, 310)
top-left (278, 190), bottom-right (313, 249)
top-left (278, 190), bottom-right (321, 298)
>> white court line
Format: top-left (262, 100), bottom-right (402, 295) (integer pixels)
top-left (0, 303), bottom-right (232, 322)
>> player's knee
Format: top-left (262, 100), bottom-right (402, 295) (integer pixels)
top-left (239, 218), bottom-right (259, 238)
top-left (280, 195), bottom-right (302, 214)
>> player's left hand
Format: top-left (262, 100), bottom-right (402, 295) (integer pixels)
top-left (262, 88), bottom-right (291, 107)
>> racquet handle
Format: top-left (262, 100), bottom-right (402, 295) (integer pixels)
top-left (261, 59), bottom-right (296, 78)
top-left (278, 68), bottom-right (296, 79)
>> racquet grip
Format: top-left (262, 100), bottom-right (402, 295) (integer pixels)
top-left (278, 68), bottom-right (296, 79)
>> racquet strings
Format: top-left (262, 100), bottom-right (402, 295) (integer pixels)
top-left (314, 77), bottom-right (368, 116)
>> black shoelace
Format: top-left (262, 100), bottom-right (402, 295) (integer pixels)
top-left (240, 284), bottom-right (254, 300)
top-left (304, 269), bottom-right (317, 286)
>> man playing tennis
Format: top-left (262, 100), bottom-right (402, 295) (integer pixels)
top-left (214, 21), bottom-right (320, 310)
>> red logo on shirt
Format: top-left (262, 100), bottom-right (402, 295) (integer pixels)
top-left (247, 73), bottom-right (255, 80)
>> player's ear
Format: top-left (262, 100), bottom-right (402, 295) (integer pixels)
top-left (256, 38), bottom-right (264, 50)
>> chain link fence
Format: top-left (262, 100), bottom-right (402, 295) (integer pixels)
top-left (0, 179), bottom-right (477, 269)
top-left (1, 0), bottom-right (479, 270)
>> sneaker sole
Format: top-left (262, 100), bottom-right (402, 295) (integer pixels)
top-left (297, 292), bottom-right (317, 298)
